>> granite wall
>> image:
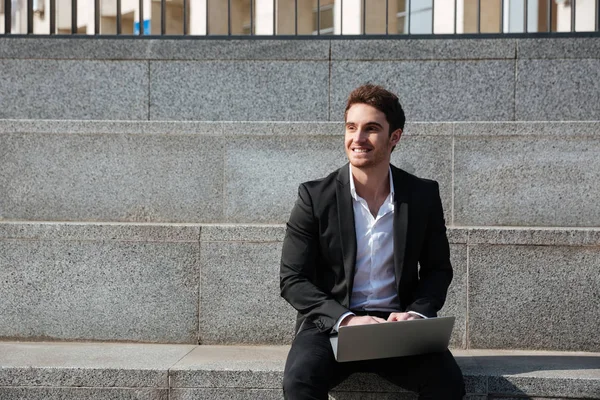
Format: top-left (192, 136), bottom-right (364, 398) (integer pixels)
top-left (1, 222), bottom-right (599, 351)
top-left (0, 37), bottom-right (599, 122)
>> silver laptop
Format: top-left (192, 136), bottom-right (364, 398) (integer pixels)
top-left (330, 316), bottom-right (455, 362)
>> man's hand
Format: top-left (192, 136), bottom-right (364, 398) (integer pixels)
top-left (387, 312), bottom-right (423, 322)
top-left (339, 315), bottom-right (386, 327)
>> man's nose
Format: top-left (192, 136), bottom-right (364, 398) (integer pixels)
top-left (353, 129), bottom-right (368, 142)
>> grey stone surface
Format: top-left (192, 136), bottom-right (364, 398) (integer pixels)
top-left (147, 39), bottom-right (330, 60)
top-left (3, 344), bottom-right (600, 397)
top-left (149, 61), bottom-right (329, 121)
top-left (170, 345), bottom-right (287, 388)
top-left (0, 38), bottom-right (328, 61)
top-left (332, 373), bottom-right (410, 392)
top-left (0, 388), bottom-right (169, 400)
top-left (0, 133), bottom-right (224, 222)
top-left (331, 39), bottom-right (516, 60)
top-left (0, 342), bottom-right (195, 387)
top-left (0, 120), bottom-right (452, 137)
top-left (0, 222), bottom-right (200, 242)
top-left (0, 239), bottom-right (200, 342)
top-left (488, 376), bottom-right (600, 398)
top-left (0, 60), bottom-right (148, 120)
top-left (224, 135), bottom-right (452, 223)
top-left (330, 61), bottom-right (515, 122)
top-left (402, 122), bottom-right (453, 136)
top-left (447, 228), bottom-right (469, 244)
top-left (466, 227), bottom-right (600, 246)
top-left (454, 135), bottom-right (600, 226)
top-left (328, 392), bottom-right (415, 400)
top-left (0, 38), bottom-right (151, 60)
top-left (454, 121), bottom-right (600, 137)
top-left (469, 349), bottom-right (600, 380)
top-left (391, 135), bottom-right (453, 224)
top-left (515, 59), bottom-right (600, 121)
top-left (223, 136), bottom-right (347, 223)
top-left (468, 245), bottom-right (600, 351)
top-left (170, 388), bottom-right (282, 400)
top-left (200, 224), bottom-right (285, 242)
top-left (199, 241), bottom-right (296, 344)
top-left (440, 245), bottom-right (467, 349)
top-left (517, 38), bottom-right (600, 59)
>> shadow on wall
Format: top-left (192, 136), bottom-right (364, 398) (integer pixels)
top-left (326, 355), bottom-right (600, 399)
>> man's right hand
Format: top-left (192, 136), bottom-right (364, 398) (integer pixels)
top-left (339, 315), bottom-right (386, 327)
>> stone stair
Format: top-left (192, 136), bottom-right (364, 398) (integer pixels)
top-left (2, 342), bottom-right (600, 399)
top-left (1, 36), bottom-right (599, 399)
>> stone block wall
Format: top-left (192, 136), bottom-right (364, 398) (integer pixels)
top-left (0, 36), bottom-right (598, 350)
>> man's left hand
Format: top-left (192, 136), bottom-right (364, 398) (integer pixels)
top-left (387, 312), bottom-right (423, 322)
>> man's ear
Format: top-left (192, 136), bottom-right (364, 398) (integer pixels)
top-left (390, 129), bottom-right (402, 146)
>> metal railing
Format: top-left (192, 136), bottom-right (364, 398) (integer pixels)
top-left (1, 0), bottom-right (599, 36)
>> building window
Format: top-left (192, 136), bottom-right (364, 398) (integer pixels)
top-left (313, 4), bottom-right (334, 35)
top-left (397, 0), bottom-right (433, 34)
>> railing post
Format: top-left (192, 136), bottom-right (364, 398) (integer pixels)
top-left (50, 0), bottom-right (56, 33)
top-left (228, 0), bottom-right (231, 35)
top-left (3, 0), bottom-right (10, 34)
top-left (407, 0), bottom-right (411, 34)
top-left (117, 0), bottom-right (122, 34)
top-left (71, 0), bottom-right (77, 34)
top-left (362, 0), bottom-right (365, 34)
top-left (95, 0), bottom-right (100, 34)
top-left (571, 0), bottom-right (576, 32)
top-left (27, 0), bottom-right (33, 34)
top-left (477, 0), bottom-right (480, 33)
top-left (183, 0), bottom-right (188, 34)
top-left (524, 0), bottom-right (528, 33)
top-left (547, 0), bottom-right (552, 32)
top-left (501, 0), bottom-right (505, 33)
top-left (431, 0), bottom-right (434, 34)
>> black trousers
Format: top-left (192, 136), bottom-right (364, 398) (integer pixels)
top-left (283, 322), bottom-right (465, 400)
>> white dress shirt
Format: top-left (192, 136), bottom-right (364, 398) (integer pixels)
top-left (333, 165), bottom-right (426, 331)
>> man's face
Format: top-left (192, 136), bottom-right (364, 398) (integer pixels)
top-left (344, 103), bottom-right (401, 169)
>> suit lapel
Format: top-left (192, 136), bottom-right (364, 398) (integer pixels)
top-left (336, 164), bottom-right (356, 308)
top-left (392, 166), bottom-right (410, 291)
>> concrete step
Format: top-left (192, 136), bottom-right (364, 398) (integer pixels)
top-left (1, 342), bottom-right (599, 399)
top-left (1, 222), bottom-right (599, 352)
top-left (1, 120), bottom-right (600, 226)
top-left (1, 37), bottom-right (599, 123)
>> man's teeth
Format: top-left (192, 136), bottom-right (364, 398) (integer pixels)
top-left (353, 149), bottom-right (369, 153)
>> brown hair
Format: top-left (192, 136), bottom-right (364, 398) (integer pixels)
top-left (344, 84), bottom-right (406, 135)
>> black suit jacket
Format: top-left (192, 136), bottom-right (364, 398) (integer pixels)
top-left (280, 163), bottom-right (453, 334)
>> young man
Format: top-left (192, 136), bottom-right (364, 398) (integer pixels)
top-left (280, 84), bottom-right (465, 399)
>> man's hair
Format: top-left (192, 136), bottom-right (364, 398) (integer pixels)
top-left (344, 84), bottom-right (406, 135)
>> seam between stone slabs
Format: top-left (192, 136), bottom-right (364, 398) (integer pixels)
top-left (0, 385), bottom-right (170, 389)
top-left (166, 346), bottom-right (199, 385)
top-left (512, 57), bottom-right (518, 121)
top-left (328, 42), bottom-right (332, 121)
top-left (198, 240), bottom-right (283, 244)
top-left (0, 238), bottom-right (200, 243)
top-left (221, 137), bottom-right (228, 228)
top-left (196, 227), bottom-right (202, 346)
top-left (451, 123), bottom-right (455, 226)
top-left (465, 242), bottom-right (470, 350)
top-left (146, 60), bottom-right (151, 121)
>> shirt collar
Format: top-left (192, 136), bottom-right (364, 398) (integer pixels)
top-left (349, 164), bottom-right (395, 202)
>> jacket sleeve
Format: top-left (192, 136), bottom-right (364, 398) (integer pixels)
top-left (280, 184), bottom-right (350, 333)
top-left (406, 181), bottom-right (453, 318)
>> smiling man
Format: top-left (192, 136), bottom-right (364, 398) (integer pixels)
top-left (280, 84), bottom-right (465, 399)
